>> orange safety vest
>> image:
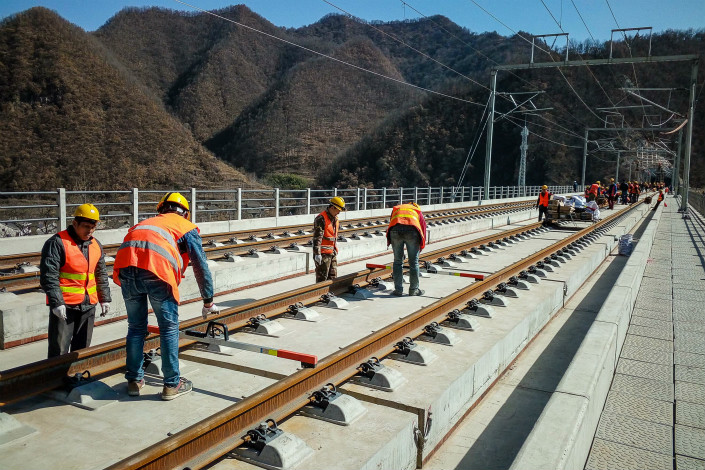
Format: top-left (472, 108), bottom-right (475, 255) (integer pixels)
top-left (319, 210), bottom-right (339, 255)
top-left (538, 191), bottom-right (551, 207)
top-left (113, 213), bottom-right (198, 302)
top-left (387, 204), bottom-right (426, 250)
top-left (57, 230), bottom-right (101, 305)
top-left (589, 183), bottom-right (599, 196)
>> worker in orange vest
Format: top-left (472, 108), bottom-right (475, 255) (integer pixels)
top-left (312, 196), bottom-right (346, 282)
top-left (113, 192), bottom-right (219, 400)
top-left (587, 181), bottom-right (600, 202)
top-left (536, 185), bottom-right (553, 222)
top-left (386, 202), bottom-right (427, 296)
top-left (40, 204), bottom-right (111, 358)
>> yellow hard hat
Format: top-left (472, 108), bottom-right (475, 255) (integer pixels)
top-left (541, 185), bottom-right (548, 189)
top-left (410, 202), bottom-right (420, 209)
top-left (596, 181), bottom-right (600, 184)
top-left (157, 192), bottom-right (190, 213)
top-left (329, 196), bottom-right (346, 211)
top-left (74, 203), bottom-right (100, 221)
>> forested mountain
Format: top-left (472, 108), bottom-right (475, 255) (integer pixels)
top-left (0, 7), bottom-right (258, 191)
top-left (1, 5), bottom-right (703, 191)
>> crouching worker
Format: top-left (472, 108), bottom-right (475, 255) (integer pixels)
top-left (113, 192), bottom-right (219, 400)
top-left (41, 204), bottom-right (111, 358)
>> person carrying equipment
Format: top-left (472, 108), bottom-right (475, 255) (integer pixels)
top-left (113, 192), bottom-right (219, 400)
top-left (536, 185), bottom-right (553, 222)
top-left (312, 196), bottom-right (345, 282)
top-left (386, 202), bottom-right (427, 296)
top-left (40, 203), bottom-right (111, 358)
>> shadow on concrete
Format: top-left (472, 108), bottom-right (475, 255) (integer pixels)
top-left (451, 211), bottom-right (656, 470)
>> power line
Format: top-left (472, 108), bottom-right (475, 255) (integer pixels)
top-left (397, 0), bottom-right (591, 142)
top-left (464, 0), bottom-right (604, 123)
top-left (322, 0), bottom-right (490, 92)
top-left (172, 0), bottom-right (484, 106)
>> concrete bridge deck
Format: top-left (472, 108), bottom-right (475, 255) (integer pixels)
top-left (425, 197), bottom-right (705, 470)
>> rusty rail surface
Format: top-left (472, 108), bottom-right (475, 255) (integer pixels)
top-left (107, 202), bottom-right (642, 470)
top-left (0, 221), bottom-right (542, 406)
top-left (0, 201), bottom-right (532, 290)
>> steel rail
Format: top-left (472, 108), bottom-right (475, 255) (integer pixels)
top-left (108, 201), bottom-right (643, 470)
top-left (0, 222), bottom-right (542, 405)
top-left (0, 202), bottom-right (533, 291)
top-left (0, 201), bottom-right (532, 270)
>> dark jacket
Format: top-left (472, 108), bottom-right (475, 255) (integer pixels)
top-left (312, 208), bottom-right (338, 256)
top-left (40, 225), bottom-right (111, 310)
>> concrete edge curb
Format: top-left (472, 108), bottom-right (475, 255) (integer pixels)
top-left (509, 203), bottom-right (663, 470)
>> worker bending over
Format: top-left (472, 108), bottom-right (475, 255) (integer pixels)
top-left (386, 202), bottom-right (427, 296)
top-left (113, 192), bottom-right (219, 400)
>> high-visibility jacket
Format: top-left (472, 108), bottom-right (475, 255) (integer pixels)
top-left (657, 192), bottom-right (664, 201)
top-left (319, 210), bottom-right (339, 255)
top-left (113, 213), bottom-right (198, 302)
top-left (538, 191), bottom-right (551, 207)
top-left (628, 184), bottom-right (635, 194)
top-left (589, 183), bottom-right (599, 196)
top-left (57, 230), bottom-right (100, 305)
top-left (387, 204), bottom-right (426, 250)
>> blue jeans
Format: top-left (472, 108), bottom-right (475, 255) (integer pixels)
top-left (390, 228), bottom-right (421, 293)
top-left (119, 267), bottom-right (181, 387)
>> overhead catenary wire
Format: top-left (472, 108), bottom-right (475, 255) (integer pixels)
top-left (465, 0), bottom-right (605, 124)
top-left (398, 0), bottom-right (592, 135)
top-left (322, 0), bottom-right (490, 92)
top-left (171, 0), bottom-right (484, 106)
top-left (503, 115), bottom-right (584, 148)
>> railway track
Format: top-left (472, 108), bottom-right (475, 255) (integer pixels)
top-left (0, 201), bottom-right (646, 470)
top-left (0, 200), bottom-right (533, 291)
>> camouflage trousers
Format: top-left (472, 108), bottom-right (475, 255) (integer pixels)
top-left (315, 253), bottom-right (337, 282)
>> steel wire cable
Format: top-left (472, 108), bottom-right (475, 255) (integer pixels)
top-left (465, 0), bottom-right (605, 124)
top-left (503, 115), bottom-right (584, 148)
top-left (171, 0), bottom-right (484, 106)
top-left (397, 0), bottom-right (590, 139)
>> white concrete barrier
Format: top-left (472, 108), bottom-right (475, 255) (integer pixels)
top-left (510, 203), bottom-right (661, 470)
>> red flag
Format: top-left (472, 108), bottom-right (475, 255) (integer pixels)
top-left (664, 202), bottom-right (667, 207)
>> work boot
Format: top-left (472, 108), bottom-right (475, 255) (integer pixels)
top-left (391, 290), bottom-right (404, 297)
top-left (127, 379), bottom-right (144, 397)
top-left (161, 377), bottom-right (193, 401)
top-left (409, 289), bottom-right (425, 296)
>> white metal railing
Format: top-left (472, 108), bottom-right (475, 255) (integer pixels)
top-left (0, 185), bottom-right (572, 236)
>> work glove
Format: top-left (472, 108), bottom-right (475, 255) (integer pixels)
top-left (52, 305), bottom-right (67, 321)
top-left (202, 303), bottom-right (220, 320)
top-left (100, 302), bottom-right (110, 317)
top-left (314, 254), bottom-right (322, 265)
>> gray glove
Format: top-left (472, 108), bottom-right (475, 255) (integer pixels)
top-left (52, 305), bottom-right (67, 321)
top-left (314, 254), bottom-right (322, 265)
top-left (100, 303), bottom-right (110, 317)
top-left (202, 303), bottom-right (220, 320)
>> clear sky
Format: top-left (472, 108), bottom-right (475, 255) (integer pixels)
top-left (1, 0), bottom-right (703, 43)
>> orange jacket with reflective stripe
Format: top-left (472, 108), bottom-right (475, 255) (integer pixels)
top-left (57, 230), bottom-right (100, 305)
top-left (113, 213), bottom-right (198, 302)
top-left (319, 210), bottom-right (339, 255)
top-left (387, 204), bottom-right (426, 250)
top-left (589, 183), bottom-right (599, 196)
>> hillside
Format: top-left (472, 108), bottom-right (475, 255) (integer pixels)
top-left (0, 7), bottom-right (259, 191)
top-left (1, 5), bottom-right (703, 191)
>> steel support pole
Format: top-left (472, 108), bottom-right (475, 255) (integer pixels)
top-left (57, 188), bottom-right (67, 231)
top-left (237, 188), bottom-right (242, 221)
top-left (306, 188), bottom-right (311, 215)
top-left (674, 128), bottom-right (683, 194)
top-left (615, 151), bottom-right (621, 182)
top-left (131, 188), bottom-right (139, 226)
top-left (581, 129), bottom-right (588, 188)
top-left (190, 188), bottom-right (197, 223)
top-left (484, 70), bottom-right (497, 200)
top-left (680, 60), bottom-right (698, 212)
